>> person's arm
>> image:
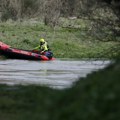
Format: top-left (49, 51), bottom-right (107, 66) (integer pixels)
top-left (33, 45), bottom-right (40, 50)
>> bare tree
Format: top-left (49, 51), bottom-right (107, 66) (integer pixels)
top-left (44, 0), bottom-right (61, 27)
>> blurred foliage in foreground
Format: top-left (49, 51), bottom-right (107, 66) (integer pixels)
top-left (0, 60), bottom-right (120, 120)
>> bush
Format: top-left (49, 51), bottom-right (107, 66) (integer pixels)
top-left (1, 9), bottom-right (17, 21)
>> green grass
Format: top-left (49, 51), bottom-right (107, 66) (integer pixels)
top-left (0, 20), bottom-right (119, 58)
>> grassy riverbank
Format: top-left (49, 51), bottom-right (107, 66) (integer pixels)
top-left (0, 60), bottom-right (120, 120)
top-left (0, 20), bottom-right (119, 58)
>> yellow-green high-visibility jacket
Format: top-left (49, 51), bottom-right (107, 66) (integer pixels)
top-left (34, 41), bottom-right (49, 52)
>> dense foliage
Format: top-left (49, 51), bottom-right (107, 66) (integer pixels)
top-left (0, 0), bottom-right (120, 47)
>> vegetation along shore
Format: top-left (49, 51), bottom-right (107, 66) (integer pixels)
top-left (0, 19), bottom-right (119, 59)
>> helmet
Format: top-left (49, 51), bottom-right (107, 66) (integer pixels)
top-left (40, 38), bottom-right (45, 43)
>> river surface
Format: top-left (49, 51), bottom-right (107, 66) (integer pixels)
top-left (0, 59), bottom-right (111, 89)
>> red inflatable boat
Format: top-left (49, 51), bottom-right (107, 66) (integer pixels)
top-left (0, 41), bottom-right (55, 61)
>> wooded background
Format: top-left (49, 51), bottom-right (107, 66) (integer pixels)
top-left (0, 0), bottom-right (120, 22)
top-left (0, 0), bottom-right (120, 41)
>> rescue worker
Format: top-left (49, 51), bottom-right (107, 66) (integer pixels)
top-left (34, 38), bottom-right (49, 54)
top-left (33, 38), bottom-right (53, 59)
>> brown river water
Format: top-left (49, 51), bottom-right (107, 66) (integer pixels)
top-left (0, 59), bottom-right (110, 89)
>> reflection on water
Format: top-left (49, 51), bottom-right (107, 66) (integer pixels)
top-left (0, 59), bottom-right (111, 89)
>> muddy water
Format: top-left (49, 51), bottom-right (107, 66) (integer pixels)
top-left (0, 59), bottom-right (110, 89)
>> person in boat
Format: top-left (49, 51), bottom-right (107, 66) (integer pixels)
top-left (34, 38), bottom-right (49, 53)
top-left (33, 38), bottom-right (53, 58)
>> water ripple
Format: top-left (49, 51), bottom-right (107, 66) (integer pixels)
top-left (0, 59), bottom-right (111, 89)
